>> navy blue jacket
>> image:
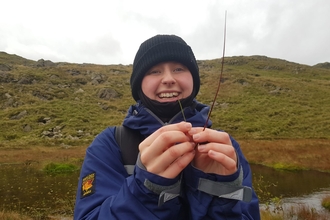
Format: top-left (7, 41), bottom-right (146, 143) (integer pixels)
top-left (74, 101), bottom-right (260, 219)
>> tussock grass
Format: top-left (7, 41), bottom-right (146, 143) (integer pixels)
top-left (0, 210), bottom-right (33, 220)
top-left (261, 204), bottom-right (330, 220)
top-left (260, 210), bottom-right (283, 220)
top-left (322, 196), bottom-right (330, 211)
top-left (240, 139), bottom-right (330, 172)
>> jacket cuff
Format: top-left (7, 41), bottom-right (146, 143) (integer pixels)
top-left (184, 164), bottom-right (252, 202)
top-left (197, 168), bottom-right (252, 202)
top-left (136, 153), bottom-right (182, 206)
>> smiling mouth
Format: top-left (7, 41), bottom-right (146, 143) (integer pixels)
top-left (158, 92), bottom-right (179, 98)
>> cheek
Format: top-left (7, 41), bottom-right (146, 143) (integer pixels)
top-left (180, 76), bottom-right (194, 96)
top-left (141, 77), bottom-right (157, 97)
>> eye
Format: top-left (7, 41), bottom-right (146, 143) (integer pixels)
top-left (147, 69), bottom-right (160, 75)
top-left (173, 67), bottom-right (185, 73)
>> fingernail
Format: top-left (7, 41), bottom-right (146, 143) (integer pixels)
top-left (185, 123), bottom-right (192, 129)
top-left (193, 133), bottom-right (200, 140)
top-left (198, 144), bottom-right (205, 151)
top-left (208, 150), bottom-right (215, 156)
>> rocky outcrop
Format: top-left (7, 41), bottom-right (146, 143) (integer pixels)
top-left (0, 72), bottom-right (14, 83)
top-left (0, 63), bottom-right (11, 71)
top-left (97, 88), bottom-right (120, 99)
top-left (36, 59), bottom-right (57, 67)
top-left (10, 110), bottom-right (28, 120)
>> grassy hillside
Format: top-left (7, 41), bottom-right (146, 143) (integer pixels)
top-left (1, 52), bottom-right (330, 148)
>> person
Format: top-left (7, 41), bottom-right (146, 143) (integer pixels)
top-left (73, 34), bottom-right (260, 219)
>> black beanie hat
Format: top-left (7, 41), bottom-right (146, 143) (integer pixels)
top-left (130, 34), bottom-right (200, 101)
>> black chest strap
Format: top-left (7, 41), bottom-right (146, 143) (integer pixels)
top-left (115, 126), bottom-right (144, 174)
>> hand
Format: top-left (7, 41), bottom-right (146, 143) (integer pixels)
top-left (139, 122), bottom-right (195, 178)
top-left (188, 128), bottom-right (237, 175)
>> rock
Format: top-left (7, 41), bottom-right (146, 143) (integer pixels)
top-left (41, 125), bottom-right (65, 138)
top-left (97, 88), bottom-right (119, 99)
top-left (36, 59), bottom-right (56, 67)
top-left (50, 74), bottom-right (59, 79)
top-left (38, 117), bottom-right (51, 124)
top-left (90, 73), bottom-right (105, 85)
top-left (75, 88), bottom-right (84, 93)
top-left (75, 78), bottom-right (87, 85)
top-left (220, 102), bottom-right (229, 108)
top-left (23, 124), bottom-right (32, 132)
top-left (10, 110), bottom-right (28, 120)
top-left (67, 69), bottom-right (81, 75)
top-left (234, 78), bottom-right (249, 85)
top-left (0, 63), bottom-right (11, 71)
top-left (0, 72), bottom-right (14, 83)
top-left (17, 77), bottom-right (34, 84)
top-left (32, 90), bottom-right (53, 100)
top-left (91, 78), bottom-right (99, 85)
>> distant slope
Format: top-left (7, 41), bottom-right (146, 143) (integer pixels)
top-left (0, 52), bottom-right (36, 66)
top-left (1, 51), bottom-right (329, 148)
top-left (314, 62), bottom-right (330, 69)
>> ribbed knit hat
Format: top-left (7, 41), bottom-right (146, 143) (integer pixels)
top-left (130, 34), bottom-right (200, 101)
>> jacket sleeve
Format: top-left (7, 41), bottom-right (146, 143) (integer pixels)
top-left (183, 137), bottom-right (260, 220)
top-left (73, 127), bottom-right (183, 220)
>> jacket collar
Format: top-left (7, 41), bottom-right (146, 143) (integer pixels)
top-left (122, 100), bottom-right (212, 137)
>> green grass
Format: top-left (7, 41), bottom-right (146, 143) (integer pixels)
top-left (1, 52), bottom-right (330, 148)
top-left (273, 163), bottom-right (302, 171)
top-left (43, 162), bottom-right (78, 174)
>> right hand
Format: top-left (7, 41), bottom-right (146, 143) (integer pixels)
top-left (139, 122), bottom-right (195, 178)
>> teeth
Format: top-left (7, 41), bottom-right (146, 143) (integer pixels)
top-left (159, 92), bottom-right (179, 98)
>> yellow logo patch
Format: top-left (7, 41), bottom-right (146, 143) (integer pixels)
top-left (81, 172), bottom-right (95, 198)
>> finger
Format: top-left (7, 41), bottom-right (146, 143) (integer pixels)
top-left (161, 149), bottom-right (196, 178)
top-left (208, 150), bottom-right (237, 173)
top-left (147, 141), bottom-right (195, 174)
top-left (197, 142), bottom-right (237, 160)
top-left (140, 131), bottom-right (191, 165)
top-left (189, 128), bottom-right (232, 146)
top-left (139, 122), bottom-right (192, 150)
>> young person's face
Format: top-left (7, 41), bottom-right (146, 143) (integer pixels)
top-left (141, 61), bottom-right (193, 103)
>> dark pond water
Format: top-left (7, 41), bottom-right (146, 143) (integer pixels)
top-left (0, 163), bottom-right (330, 217)
top-left (251, 164), bottom-right (330, 201)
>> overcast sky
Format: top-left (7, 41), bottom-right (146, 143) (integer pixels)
top-left (1, 0), bottom-right (329, 66)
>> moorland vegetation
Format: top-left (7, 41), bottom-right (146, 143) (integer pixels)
top-left (1, 51), bottom-right (330, 219)
top-left (1, 52), bottom-right (330, 147)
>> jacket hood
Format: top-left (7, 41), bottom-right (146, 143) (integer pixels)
top-left (122, 100), bottom-right (212, 137)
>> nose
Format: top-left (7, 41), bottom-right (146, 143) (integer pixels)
top-left (161, 70), bottom-right (176, 85)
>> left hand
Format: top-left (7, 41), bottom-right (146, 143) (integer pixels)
top-left (188, 127), bottom-right (238, 175)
